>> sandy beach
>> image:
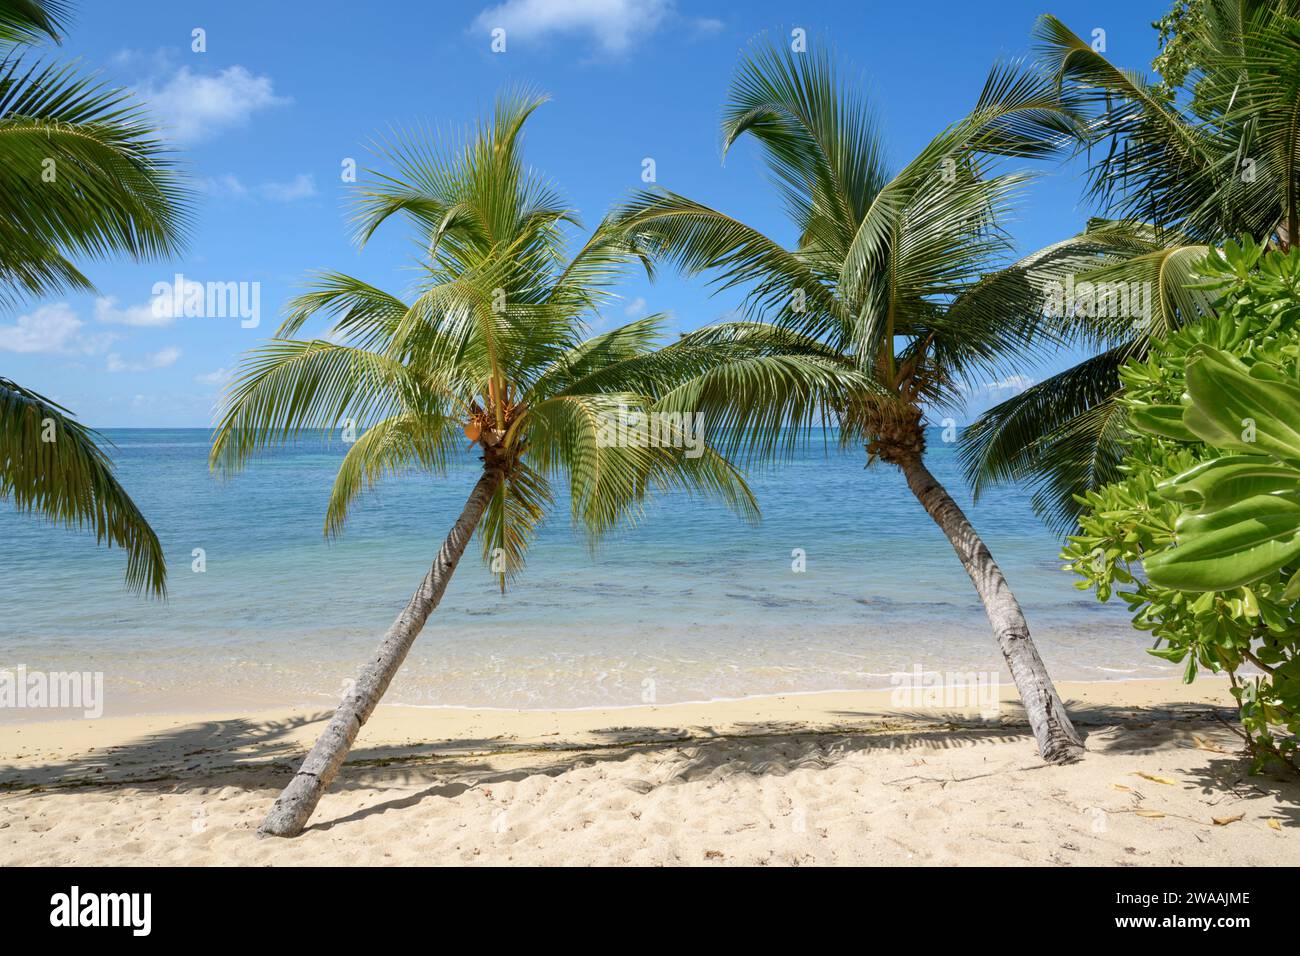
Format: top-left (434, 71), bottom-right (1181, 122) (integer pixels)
top-left (2, 677), bottom-right (1296, 866)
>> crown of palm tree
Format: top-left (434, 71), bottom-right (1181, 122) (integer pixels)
top-left (611, 37), bottom-right (1083, 447)
top-left (210, 89), bottom-right (781, 587)
top-left (961, 2), bottom-right (1300, 530)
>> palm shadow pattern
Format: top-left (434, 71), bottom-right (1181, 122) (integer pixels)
top-left (4, 698), bottom-right (1295, 836)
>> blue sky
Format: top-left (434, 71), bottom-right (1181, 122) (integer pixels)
top-left (2, 0), bottom-right (1172, 426)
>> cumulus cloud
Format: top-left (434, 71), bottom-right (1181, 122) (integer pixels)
top-left (257, 173), bottom-right (317, 202)
top-left (94, 294), bottom-right (178, 328)
top-left (954, 374), bottom-right (1036, 422)
top-left (141, 65), bottom-right (290, 142)
top-left (199, 174), bottom-right (250, 199)
top-left (0, 303), bottom-right (113, 355)
top-left (200, 172), bottom-right (317, 203)
top-left (473, 0), bottom-right (673, 55)
top-left (623, 296), bottom-right (648, 317)
top-left (194, 368), bottom-right (230, 386)
top-left (107, 346), bottom-right (182, 373)
top-left (958, 374), bottom-right (1036, 403)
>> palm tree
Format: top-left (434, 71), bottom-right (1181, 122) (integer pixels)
top-left (210, 91), bottom-right (852, 837)
top-left (613, 40), bottom-right (1089, 762)
top-left (961, 1), bottom-right (1300, 527)
top-left (0, 0), bottom-right (189, 594)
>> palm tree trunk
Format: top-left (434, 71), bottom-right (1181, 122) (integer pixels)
top-left (898, 455), bottom-right (1084, 763)
top-left (259, 466), bottom-right (504, 837)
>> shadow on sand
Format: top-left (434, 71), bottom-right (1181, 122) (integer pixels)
top-left (3, 697), bottom-right (1297, 835)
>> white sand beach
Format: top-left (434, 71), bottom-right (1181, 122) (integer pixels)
top-left (2, 678), bottom-right (1297, 866)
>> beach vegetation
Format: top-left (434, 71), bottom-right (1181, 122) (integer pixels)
top-left (1064, 237), bottom-right (1300, 771)
top-left (962, 0), bottom-right (1300, 529)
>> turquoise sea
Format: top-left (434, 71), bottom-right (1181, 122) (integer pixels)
top-left (0, 428), bottom-right (1161, 719)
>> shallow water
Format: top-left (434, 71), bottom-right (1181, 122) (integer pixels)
top-left (0, 428), bottom-right (1160, 719)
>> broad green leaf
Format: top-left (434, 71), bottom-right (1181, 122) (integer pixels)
top-left (1145, 493), bottom-right (1300, 591)
top-left (1156, 455), bottom-right (1300, 512)
top-left (1181, 349), bottom-right (1300, 461)
top-left (1131, 403), bottom-right (1198, 442)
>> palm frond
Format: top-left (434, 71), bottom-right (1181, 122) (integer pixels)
top-left (479, 461), bottom-right (553, 586)
top-left (0, 0), bottom-right (68, 47)
top-left (652, 352), bottom-right (875, 463)
top-left (959, 346), bottom-right (1134, 530)
top-left (323, 411), bottom-right (458, 537)
top-left (721, 35), bottom-right (891, 251)
top-left (0, 377), bottom-right (165, 595)
top-left (210, 340), bottom-right (430, 477)
top-left (612, 189), bottom-right (845, 342)
top-left (516, 391), bottom-right (758, 541)
top-left (961, 57), bottom-right (1089, 158)
top-left (0, 56), bottom-right (192, 300)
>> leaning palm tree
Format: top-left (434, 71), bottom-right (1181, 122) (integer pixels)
top-left (613, 40), bottom-right (1089, 762)
top-left (0, 0), bottom-right (189, 595)
top-left (962, 1), bottom-right (1300, 527)
top-left (210, 91), bottom-right (854, 837)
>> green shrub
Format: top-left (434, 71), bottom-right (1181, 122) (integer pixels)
top-left (1063, 237), bottom-right (1300, 771)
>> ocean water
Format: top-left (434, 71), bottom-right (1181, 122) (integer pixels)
top-left (0, 428), bottom-right (1160, 719)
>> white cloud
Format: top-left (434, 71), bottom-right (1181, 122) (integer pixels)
top-left (110, 48), bottom-right (173, 72)
top-left (141, 65), bottom-right (290, 143)
top-left (958, 375), bottom-right (1035, 396)
top-left (258, 173), bottom-right (317, 202)
top-left (985, 374), bottom-right (1035, 394)
top-left (107, 346), bottom-right (181, 373)
top-left (0, 303), bottom-right (113, 355)
top-left (94, 294), bottom-right (177, 328)
top-left (473, 0), bottom-right (673, 55)
top-left (955, 374), bottom-right (1036, 423)
top-left (199, 174), bottom-right (250, 199)
top-left (194, 368), bottom-right (230, 386)
top-left (200, 172), bottom-right (316, 203)
top-left (623, 296), bottom-right (647, 317)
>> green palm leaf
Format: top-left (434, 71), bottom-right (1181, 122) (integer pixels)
top-left (0, 377), bottom-right (165, 595)
top-left (215, 90), bottom-right (769, 590)
top-left (1, 2), bottom-right (191, 596)
top-left (0, 0), bottom-right (67, 47)
top-left (0, 57), bottom-right (191, 306)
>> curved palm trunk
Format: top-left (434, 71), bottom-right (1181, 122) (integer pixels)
top-left (259, 467), bottom-right (504, 837)
top-left (898, 455), bottom-right (1084, 763)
